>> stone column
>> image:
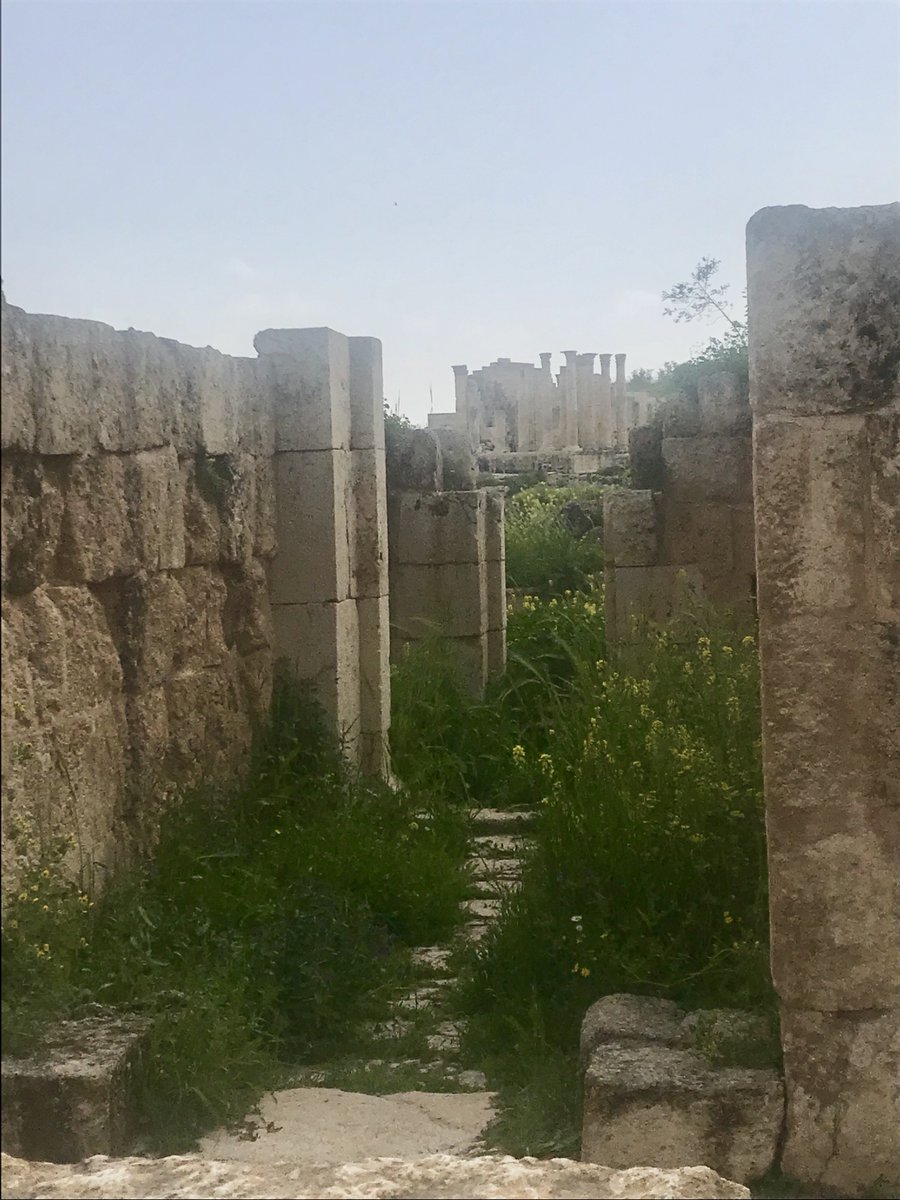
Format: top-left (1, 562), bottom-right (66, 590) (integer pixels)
top-left (747, 202), bottom-right (900, 1194)
top-left (614, 353), bottom-right (627, 447)
top-left (452, 364), bottom-right (470, 445)
top-left (577, 352), bottom-right (597, 449)
top-left (255, 327), bottom-right (361, 764)
top-left (562, 350), bottom-right (581, 450)
top-left (349, 336), bottom-right (391, 775)
top-left (539, 353), bottom-right (554, 450)
top-left (598, 354), bottom-right (613, 447)
top-left (484, 489), bottom-right (507, 678)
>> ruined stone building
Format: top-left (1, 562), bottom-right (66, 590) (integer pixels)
top-left (429, 350), bottom-right (656, 461)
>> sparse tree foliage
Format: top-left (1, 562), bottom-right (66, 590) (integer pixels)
top-left (662, 256), bottom-right (742, 331)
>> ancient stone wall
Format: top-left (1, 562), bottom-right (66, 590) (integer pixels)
top-left (747, 203), bottom-right (899, 1193)
top-left (1, 298), bottom-right (390, 907)
top-left (603, 371), bottom-right (755, 644)
top-left (386, 427), bottom-right (506, 694)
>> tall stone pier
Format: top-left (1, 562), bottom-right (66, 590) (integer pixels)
top-left (747, 204), bottom-right (899, 1193)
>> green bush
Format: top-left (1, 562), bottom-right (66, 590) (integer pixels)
top-left (2, 675), bottom-right (468, 1149)
top-left (505, 483), bottom-right (607, 596)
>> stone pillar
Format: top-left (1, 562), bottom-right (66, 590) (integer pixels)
top-left (539, 352), bottom-right (555, 451)
top-left (484, 490), bottom-right (507, 678)
top-left (577, 353), bottom-right (597, 449)
top-left (452, 364), bottom-right (470, 445)
top-left (562, 350), bottom-right (581, 450)
top-left (349, 336), bottom-right (391, 775)
top-left (614, 353), bottom-right (627, 447)
top-left (598, 354), bottom-right (614, 447)
top-left (747, 203), bottom-right (900, 1194)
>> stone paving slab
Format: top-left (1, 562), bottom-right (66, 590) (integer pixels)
top-left (469, 834), bottom-right (532, 858)
top-left (470, 808), bottom-right (537, 833)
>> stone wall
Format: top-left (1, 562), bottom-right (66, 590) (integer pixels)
top-left (1, 297), bottom-right (390, 907)
top-left (386, 427), bottom-right (506, 694)
top-left (747, 203), bottom-right (899, 1193)
top-left (603, 371), bottom-right (755, 645)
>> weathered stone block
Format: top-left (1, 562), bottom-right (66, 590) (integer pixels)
top-left (390, 562), bottom-right (488, 640)
top-left (218, 455), bottom-right (258, 566)
top-left (348, 336), bottom-right (385, 452)
top-left (356, 593), bottom-right (391, 776)
top-left (580, 995), bottom-right (684, 1066)
top-left (753, 415), bottom-right (870, 619)
top-left (56, 455), bottom-right (137, 583)
top-left (181, 457), bottom-right (223, 566)
top-left (1, 457), bottom-right (66, 593)
top-left (350, 447), bottom-right (389, 600)
top-left (661, 394), bottom-right (701, 439)
top-left (866, 408), bottom-right (900, 620)
top-left (697, 372), bottom-right (751, 436)
top-left (391, 491), bottom-right (486, 567)
top-left (748, 203), bottom-right (900, 417)
top-left (222, 560), bottom-right (273, 658)
top-left (254, 327), bottom-right (351, 452)
top-left (1, 1015), bottom-right (149, 1162)
top-left (1, 297), bottom-right (36, 451)
top-left (386, 427), bottom-right (443, 493)
top-left (164, 662), bottom-right (252, 781)
top-left (127, 447), bottom-right (186, 572)
top-left (628, 422), bottom-right (664, 491)
top-left (605, 564), bottom-right (703, 643)
top-left (484, 490), bottom-right (506, 564)
top-left (252, 455), bottom-right (278, 560)
top-left (604, 491), bottom-right (658, 567)
top-left (780, 1006), bottom-right (900, 1195)
top-left (661, 503), bottom-right (734, 574)
top-left (117, 572), bottom-right (188, 690)
top-left (271, 450), bottom-right (352, 605)
top-left (662, 437), bottom-right (752, 505)
top-left (175, 568), bottom-right (229, 670)
top-left (432, 429), bottom-right (476, 489)
top-left (272, 599), bottom-right (360, 753)
top-left (582, 1042), bottom-right (783, 1184)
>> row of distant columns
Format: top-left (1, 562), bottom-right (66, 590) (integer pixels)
top-left (453, 352), bottom-right (633, 453)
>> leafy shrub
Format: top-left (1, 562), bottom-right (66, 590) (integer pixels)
top-left (505, 483), bottom-right (607, 596)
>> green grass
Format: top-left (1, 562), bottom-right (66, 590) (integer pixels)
top-left (1, 674), bottom-right (469, 1151)
top-left (504, 482), bottom-right (607, 596)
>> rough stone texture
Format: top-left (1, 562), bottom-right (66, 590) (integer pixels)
top-left (1, 301), bottom-right (391, 911)
top-left (604, 371), bottom-right (755, 645)
top-left (1, 1016), bottom-right (149, 1162)
top-left (582, 1044), bottom-right (783, 1185)
top-left (386, 435), bottom-right (505, 695)
top-left (747, 203), bottom-right (900, 1194)
top-left (0, 1151), bottom-right (750, 1199)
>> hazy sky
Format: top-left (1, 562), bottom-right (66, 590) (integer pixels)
top-left (2, 1), bottom-right (898, 424)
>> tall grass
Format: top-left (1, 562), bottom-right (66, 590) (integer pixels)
top-left (505, 483), bottom-right (607, 596)
top-left (1, 675), bottom-right (468, 1150)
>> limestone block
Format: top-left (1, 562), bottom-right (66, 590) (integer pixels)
top-left (484, 490), bottom-right (506, 564)
top-left (628, 423), bottom-right (664, 491)
top-left (252, 455), bottom-right (278, 560)
top-left (432, 429), bottom-right (476, 488)
top-left (390, 491), bottom-right (486, 567)
top-left (0, 1152), bottom-right (752, 1199)
top-left (271, 450), bottom-right (352, 606)
top-left (1, 297), bottom-right (36, 451)
top-left (390, 562), bottom-right (489, 640)
top-left (779, 1006), bottom-right (900, 1194)
top-left (218, 454), bottom-right (258, 566)
top-left (237, 648), bottom-right (274, 726)
top-left (580, 995), bottom-right (684, 1066)
top-left (606, 564), bottom-right (703, 644)
top-left (865, 408), bottom-right (900, 620)
top-left (386, 427), bottom-right (443, 493)
top-left (42, 587), bottom-right (124, 705)
top-left (234, 357), bottom-right (276, 456)
top-left (747, 203), bottom-right (900, 417)
top-left (124, 686), bottom-right (170, 777)
top-left (753, 414), bottom-right (870, 619)
top-left (662, 437), bottom-right (752, 505)
top-left (582, 1042), bottom-right (783, 1184)
top-left (272, 599), bottom-right (360, 754)
top-left (222, 560), bottom-right (273, 658)
top-left (604, 492), bottom-right (658, 567)
top-left (451, 633), bottom-right (490, 697)
top-left (181, 457), bottom-right (223, 566)
top-left (56, 454), bottom-right (137, 583)
top-left (697, 372), bottom-right (751, 436)
top-left (164, 662), bottom-right (253, 782)
top-left (661, 503), bottom-right (734, 574)
top-left (350, 447), bottom-right (389, 600)
top-left (766, 791), bottom-right (900, 1010)
top-left (175, 568), bottom-right (230, 670)
top-left (356, 593), bottom-right (391, 776)
top-left (1, 457), bottom-right (66, 593)
top-left (1, 1015), bottom-right (149, 1162)
top-left (126, 446), bottom-right (186, 571)
top-left (730, 506), bottom-right (757, 580)
top-left (117, 571), bottom-right (189, 690)
top-left (348, 336), bottom-right (385, 452)
top-left (254, 328), bottom-right (351, 453)
top-left (486, 624), bottom-right (506, 680)
top-left (191, 349), bottom-right (240, 456)
top-left (661, 394), bottom-right (701, 439)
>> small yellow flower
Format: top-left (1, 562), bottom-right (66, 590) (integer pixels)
top-left (41, 904), bottom-right (49, 913)
top-left (724, 912), bottom-right (734, 925)
top-left (512, 744), bottom-right (526, 765)
top-left (580, 966), bottom-right (591, 978)
top-left (18, 891), bottom-right (27, 902)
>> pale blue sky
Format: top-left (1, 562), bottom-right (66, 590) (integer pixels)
top-left (3, 0), bottom-right (898, 423)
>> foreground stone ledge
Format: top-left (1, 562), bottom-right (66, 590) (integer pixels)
top-left (1, 1016), bottom-right (149, 1163)
top-left (0, 1151), bottom-right (750, 1199)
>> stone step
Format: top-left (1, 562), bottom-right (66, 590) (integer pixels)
top-left (460, 898), bottom-right (503, 922)
top-left (459, 921), bottom-right (490, 944)
top-left (426, 1020), bottom-right (464, 1053)
top-left (409, 946), bottom-right (453, 975)
top-left (467, 857), bottom-right (522, 881)
top-left (391, 982), bottom-right (453, 1013)
top-left (470, 808), bottom-right (537, 834)
top-left (467, 876), bottom-right (521, 899)
top-left (469, 833), bottom-right (532, 858)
